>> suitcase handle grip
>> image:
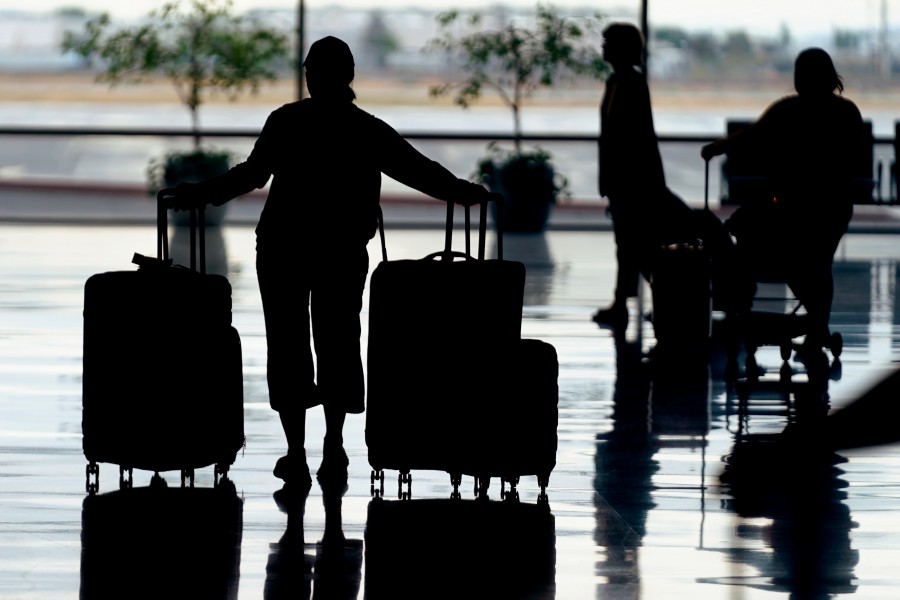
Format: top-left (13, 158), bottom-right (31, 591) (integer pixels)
top-left (443, 195), bottom-right (501, 261)
top-left (156, 188), bottom-right (206, 274)
top-left (423, 250), bottom-right (474, 262)
top-left (375, 194), bottom-right (502, 263)
top-left (703, 157), bottom-right (710, 211)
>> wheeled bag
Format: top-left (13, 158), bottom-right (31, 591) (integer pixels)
top-left (649, 166), bottom-right (715, 356)
top-left (366, 199), bottom-right (558, 499)
top-left (82, 191), bottom-right (244, 493)
top-left (463, 337), bottom-right (558, 499)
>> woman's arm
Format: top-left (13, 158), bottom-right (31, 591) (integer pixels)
top-left (174, 109), bottom-right (282, 208)
top-left (375, 118), bottom-right (491, 207)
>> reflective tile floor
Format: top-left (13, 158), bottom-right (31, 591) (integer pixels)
top-left (3, 220), bottom-right (900, 599)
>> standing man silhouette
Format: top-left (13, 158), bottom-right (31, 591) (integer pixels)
top-left (170, 36), bottom-right (493, 489)
top-left (592, 22), bottom-right (666, 331)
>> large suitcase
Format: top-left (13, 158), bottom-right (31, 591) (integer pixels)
top-left (82, 192), bottom-right (244, 493)
top-left (366, 199), bottom-right (557, 499)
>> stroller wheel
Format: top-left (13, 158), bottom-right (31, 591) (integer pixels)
top-left (780, 341), bottom-right (793, 361)
top-left (829, 332), bottom-right (843, 358)
top-left (745, 354), bottom-right (760, 380)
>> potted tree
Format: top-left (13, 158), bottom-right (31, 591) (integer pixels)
top-left (428, 4), bottom-right (608, 232)
top-left (62, 0), bottom-right (288, 226)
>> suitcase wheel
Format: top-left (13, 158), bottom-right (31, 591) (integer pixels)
top-left (214, 463), bottom-right (229, 487)
top-left (500, 476), bottom-right (520, 501)
top-left (780, 341), bottom-right (794, 361)
top-left (398, 471), bottom-right (412, 501)
top-left (370, 469), bottom-right (384, 498)
top-left (449, 473), bottom-right (462, 498)
top-left (745, 354), bottom-right (760, 381)
top-left (475, 477), bottom-right (490, 499)
top-left (181, 468), bottom-right (195, 488)
top-left (85, 462), bottom-right (99, 495)
top-left (829, 332), bottom-right (843, 357)
top-left (119, 466), bottom-right (133, 490)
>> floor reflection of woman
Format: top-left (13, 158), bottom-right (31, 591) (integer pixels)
top-left (593, 336), bottom-right (657, 587)
top-left (265, 482), bottom-right (362, 600)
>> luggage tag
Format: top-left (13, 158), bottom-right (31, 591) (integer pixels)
top-left (131, 253), bottom-right (174, 271)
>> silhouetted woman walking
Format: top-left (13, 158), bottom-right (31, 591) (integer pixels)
top-left (592, 22), bottom-right (667, 331)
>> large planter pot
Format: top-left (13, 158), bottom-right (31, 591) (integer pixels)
top-left (154, 149), bottom-right (231, 227)
top-left (483, 156), bottom-right (556, 233)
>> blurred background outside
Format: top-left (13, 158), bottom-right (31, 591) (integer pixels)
top-left (0, 0), bottom-right (897, 208)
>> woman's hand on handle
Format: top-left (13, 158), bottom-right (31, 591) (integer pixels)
top-left (456, 183), bottom-right (499, 208)
top-left (163, 182), bottom-right (208, 212)
top-left (701, 140), bottom-right (724, 161)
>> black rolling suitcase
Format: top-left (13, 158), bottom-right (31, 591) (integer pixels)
top-left (367, 199), bottom-right (557, 498)
top-left (465, 337), bottom-right (558, 500)
top-left (82, 191), bottom-right (244, 493)
top-left (366, 200), bottom-right (525, 493)
top-left (649, 165), bottom-right (715, 356)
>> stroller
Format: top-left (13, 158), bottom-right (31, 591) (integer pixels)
top-left (716, 160), bottom-right (845, 379)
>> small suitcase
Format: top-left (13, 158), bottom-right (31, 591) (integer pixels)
top-left (650, 242), bottom-right (712, 354)
top-left (649, 166), bottom-right (714, 356)
top-left (82, 192), bottom-right (244, 493)
top-left (464, 337), bottom-right (558, 499)
top-left (366, 199), bottom-right (557, 498)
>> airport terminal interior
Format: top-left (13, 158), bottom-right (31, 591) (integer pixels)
top-left (3, 208), bottom-right (900, 598)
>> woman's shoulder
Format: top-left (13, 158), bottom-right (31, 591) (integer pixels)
top-left (833, 94), bottom-right (863, 118)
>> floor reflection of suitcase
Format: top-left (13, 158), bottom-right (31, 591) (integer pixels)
top-left (82, 194), bottom-right (244, 493)
top-left (80, 482), bottom-right (244, 600)
top-left (364, 497), bottom-right (556, 600)
top-left (366, 200), bottom-right (558, 500)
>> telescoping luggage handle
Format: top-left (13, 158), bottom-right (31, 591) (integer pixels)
top-left (439, 198), bottom-right (497, 262)
top-left (704, 157), bottom-right (710, 211)
top-left (156, 188), bottom-right (207, 274)
top-left (376, 194), bottom-right (504, 263)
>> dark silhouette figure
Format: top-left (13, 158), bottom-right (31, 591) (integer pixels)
top-left (701, 47), bottom-right (866, 355)
top-left (592, 23), bottom-right (664, 330)
top-left (593, 22), bottom-right (701, 332)
top-left (170, 36), bottom-right (493, 488)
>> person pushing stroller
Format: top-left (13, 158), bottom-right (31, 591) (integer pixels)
top-left (701, 47), bottom-right (866, 357)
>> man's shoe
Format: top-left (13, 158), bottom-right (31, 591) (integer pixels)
top-left (592, 305), bottom-right (628, 329)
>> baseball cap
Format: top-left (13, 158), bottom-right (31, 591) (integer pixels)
top-left (303, 36), bottom-right (355, 83)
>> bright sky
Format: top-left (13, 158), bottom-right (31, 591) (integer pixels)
top-left (1, 0), bottom-right (897, 39)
